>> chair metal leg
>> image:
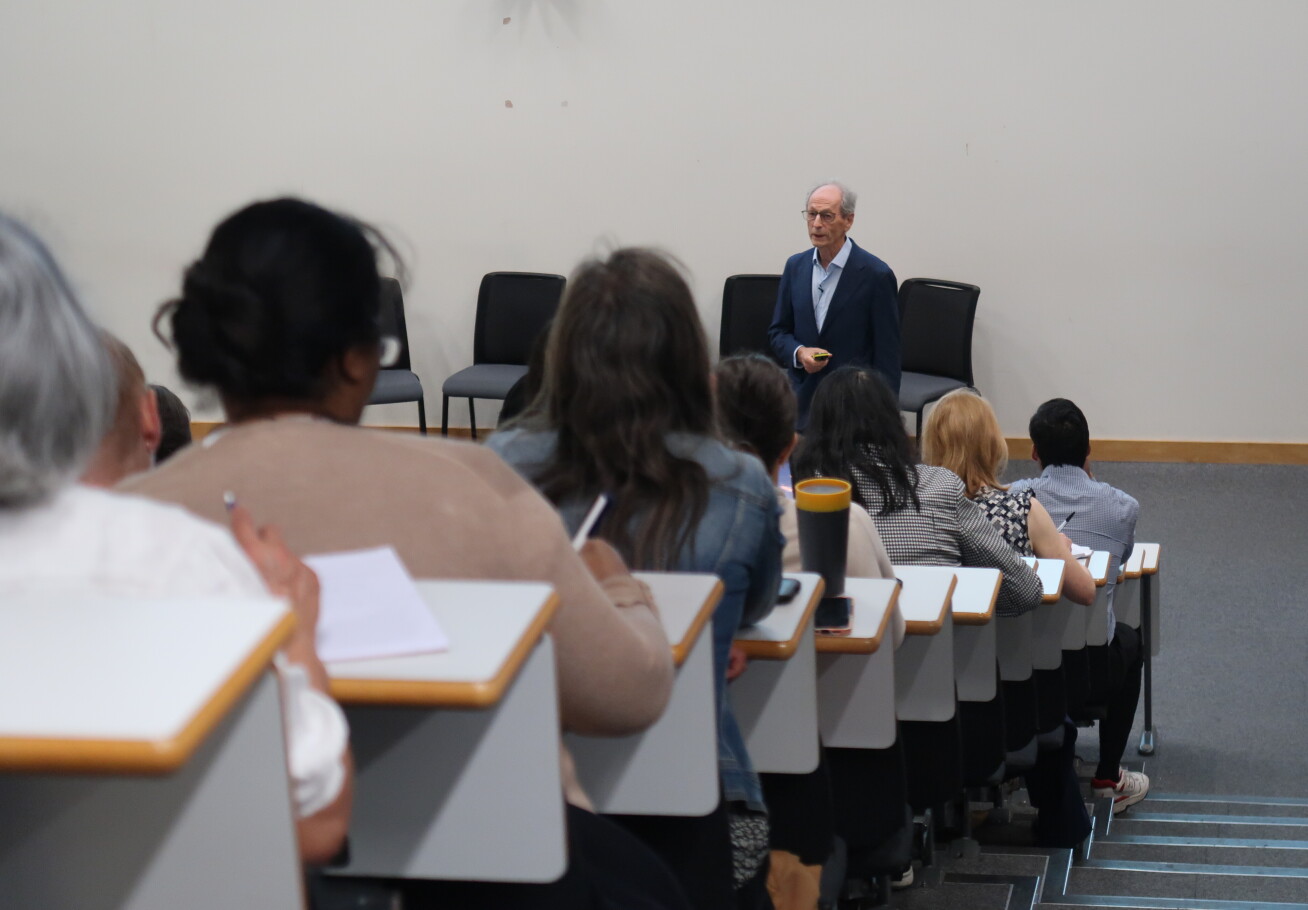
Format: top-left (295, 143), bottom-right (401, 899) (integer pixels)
top-left (441, 395), bottom-right (450, 437)
top-left (469, 399), bottom-right (478, 440)
top-left (1137, 575), bottom-right (1156, 755)
top-left (417, 398), bottom-right (427, 435)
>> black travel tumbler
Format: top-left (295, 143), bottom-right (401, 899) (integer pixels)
top-left (795, 477), bottom-right (852, 597)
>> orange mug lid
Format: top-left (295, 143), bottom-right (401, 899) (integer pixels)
top-left (795, 478), bottom-right (852, 512)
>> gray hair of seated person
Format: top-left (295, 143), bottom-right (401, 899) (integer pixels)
top-left (0, 213), bottom-right (116, 507)
top-left (805, 180), bottom-right (857, 216)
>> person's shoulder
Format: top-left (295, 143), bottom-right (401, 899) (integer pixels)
top-left (77, 484), bottom-right (233, 543)
top-left (848, 241), bottom-right (893, 274)
top-left (1097, 479), bottom-right (1139, 516)
top-left (784, 249), bottom-right (812, 271)
top-left (916, 463), bottom-right (965, 495)
top-left (1008, 476), bottom-right (1035, 493)
top-left (679, 436), bottom-right (774, 497)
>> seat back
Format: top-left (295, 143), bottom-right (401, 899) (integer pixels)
top-left (719, 274), bottom-right (781, 358)
top-left (474, 272), bottom-right (566, 365)
top-left (377, 277), bottom-right (413, 371)
top-left (898, 278), bottom-right (980, 385)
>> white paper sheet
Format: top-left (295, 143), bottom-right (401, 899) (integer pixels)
top-left (1070, 544), bottom-right (1094, 560)
top-left (304, 546), bottom-right (449, 663)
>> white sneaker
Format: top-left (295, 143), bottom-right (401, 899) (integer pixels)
top-left (890, 865), bottom-right (914, 890)
top-left (1092, 769), bottom-right (1150, 814)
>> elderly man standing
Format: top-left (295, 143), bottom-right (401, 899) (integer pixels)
top-left (768, 181), bottom-right (901, 429)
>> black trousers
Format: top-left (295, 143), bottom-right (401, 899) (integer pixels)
top-left (609, 802), bottom-right (734, 910)
top-left (1094, 624), bottom-right (1144, 781)
top-left (399, 804), bottom-right (691, 910)
top-left (1025, 719), bottom-right (1092, 848)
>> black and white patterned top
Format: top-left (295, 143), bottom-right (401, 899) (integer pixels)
top-left (846, 448), bottom-right (1042, 617)
top-left (975, 486), bottom-right (1035, 557)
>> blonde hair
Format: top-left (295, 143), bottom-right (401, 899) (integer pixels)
top-left (921, 389), bottom-right (1007, 498)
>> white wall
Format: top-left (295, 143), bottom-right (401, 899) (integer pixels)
top-left (2, 0), bottom-right (1304, 440)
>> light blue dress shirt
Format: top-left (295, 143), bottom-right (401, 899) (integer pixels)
top-left (1010, 464), bottom-right (1139, 643)
top-left (791, 236), bottom-right (853, 366)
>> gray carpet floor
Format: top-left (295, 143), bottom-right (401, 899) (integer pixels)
top-left (1002, 460), bottom-right (1308, 799)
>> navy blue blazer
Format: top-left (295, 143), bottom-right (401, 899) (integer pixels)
top-left (767, 239), bottom-right (901, 429)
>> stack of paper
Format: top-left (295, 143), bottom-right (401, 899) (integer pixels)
top-left (304, 546), bottom-right (449, 663)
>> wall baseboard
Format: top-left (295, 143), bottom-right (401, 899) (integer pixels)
top-left (191, 423), bottom-right (1306, 464)
top-left (1004, 437), bottom-right (1308, 465)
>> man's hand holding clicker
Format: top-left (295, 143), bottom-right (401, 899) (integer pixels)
top-left (797, 346), bottom-right (832, 374)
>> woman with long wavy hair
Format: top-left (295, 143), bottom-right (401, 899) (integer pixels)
top-left (491, 248), bottom-right (783, 910)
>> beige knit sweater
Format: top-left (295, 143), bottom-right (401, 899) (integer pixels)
top-left (123, 418), bottom-right (675, 809)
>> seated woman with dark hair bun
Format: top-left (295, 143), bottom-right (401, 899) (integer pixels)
top-left (489, 249), bottom-right (783, 910)
top-left (125, 199), bottom-right (686, 909)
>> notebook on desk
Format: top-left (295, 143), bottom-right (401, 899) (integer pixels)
top-left (305, 545), bottom-right (449, 662)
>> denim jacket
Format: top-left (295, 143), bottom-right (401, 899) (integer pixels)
top-left (488, 429), bottom-right (784, 811)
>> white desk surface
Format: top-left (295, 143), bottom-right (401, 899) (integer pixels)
top-left (1123, 545), bottom-right (1145, 578)
top-left (636, 571), bottom-right (723, 666)
top-left (815, 577), bottom-right (900, 654)
top-left (1023, 556), bottom-right (1066, 604)
top-left (947, 567), bottom-right (1000, 625)
top-left (889, 566), bottom-right (954, 635)
top-left (1138, 543), bottom-right (1160, 574)
top-left (0, 595), bottom-right (291, 774)
top-left (328, 580), bottom-right (558, 708)
top-left (1086, 550), bottom-right (1111, 585)
top-left (736, 573), bottom-right (824, 659)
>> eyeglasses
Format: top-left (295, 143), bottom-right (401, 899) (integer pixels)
top-left (802, 210), bottom-right (839, 224)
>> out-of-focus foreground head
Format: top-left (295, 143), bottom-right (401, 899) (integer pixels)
top-left (80, 331), bottom-right (161, 487)
top-left (0, 213), bottom-right (116, 507)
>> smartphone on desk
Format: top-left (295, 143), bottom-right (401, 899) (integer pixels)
top-left (814, 595), bottom-right (853, 636)
top-left (776, 578), bottom-right (801, 604)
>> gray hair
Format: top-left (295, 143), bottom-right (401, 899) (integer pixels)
top-left (0, 213), bottom-right (116, 508)
top-left (805, 181), bottom-right (858, 216)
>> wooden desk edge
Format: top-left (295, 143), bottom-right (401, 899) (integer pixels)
top-left (332, 592), bottom-right (561, 708)
top-left (670, 578), bottom-right (724, 667)
top-left (816, 582), bottom-right (898, 654)
top-left (737, 576), bottom-right (825, 660)
top-left (954, 570), bottom-right (1000, 626)
top-left (0, 610), bottom-right (296, 775)
top-left (904, 574), bottom-right (956, 636)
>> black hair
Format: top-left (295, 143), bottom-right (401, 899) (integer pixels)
top-left (713, 354), bottom-right (796, 471)
top-left (791, 366), bottom-right (920, 515)
top-left (1029, 398), bottom-right (1090, 468)
top-left (154, 197), bottom-right (400, 403)
top-left (150, 383), bottom-right (192, 463)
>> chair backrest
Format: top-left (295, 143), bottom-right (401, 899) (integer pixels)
top-left (898, 278), bottom-right (980, 385)
top-left (720, 274), bottom-right (781, 358)
top-left (377, 277), bottom-right (412, 371)
top-left (474, 272), bottom-right (567, 365)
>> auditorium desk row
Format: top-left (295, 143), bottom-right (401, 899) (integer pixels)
top-left (0, 546), bottom-right (1162, 909)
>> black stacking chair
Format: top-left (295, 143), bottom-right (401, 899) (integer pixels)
top-left (441, 272), bottom-right (565, 438)
top-left (367, 278), bottom-right (426, 433)
top-left (719, 274), bottom-right (781, 358)
top-left (897, 279), bottom-right (980, 438)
